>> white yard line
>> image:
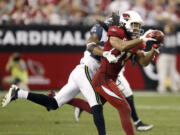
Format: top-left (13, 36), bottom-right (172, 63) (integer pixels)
top-left (137, 105), bottom-right (180, 110)
top-left (134, 91), bottom-right (180, 97)
top-left (0, 132), bottom-right (51, 135)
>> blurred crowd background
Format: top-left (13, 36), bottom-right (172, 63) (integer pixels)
top-left (0, 0), bottom-right (179, 92)
top-left (0, 0), bottom-right (179, 26)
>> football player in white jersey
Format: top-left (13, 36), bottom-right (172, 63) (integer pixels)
top-left (2, 15), bottom-right (119, 135)
top-left (74, 12), bottom-right (153, 131)
top-left (2, 12), bottom-right (154, 134)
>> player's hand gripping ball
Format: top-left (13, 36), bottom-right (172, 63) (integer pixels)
top-left (146, 30), bottom-right (164, 44)
top-left (152, 30), bottom-right (164, 44)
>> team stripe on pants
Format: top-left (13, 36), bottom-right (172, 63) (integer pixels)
top-left (84, 66), bottom-right (101, 104)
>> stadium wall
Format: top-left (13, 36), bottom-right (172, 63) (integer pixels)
top-left (0, 25), bottom-right (179, 90)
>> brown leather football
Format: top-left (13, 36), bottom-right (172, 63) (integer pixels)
top-left (152, 30), bottom-right (164, 44)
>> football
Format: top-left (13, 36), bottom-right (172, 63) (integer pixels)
top-left (151, 30), bottom-right (164, 44)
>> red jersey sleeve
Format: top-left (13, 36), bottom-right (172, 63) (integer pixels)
top-left (138, 42), bottom-right (146, 50)
top-left (131, 42), bottom-right (146, 53)
top-left (135, 42), bottom-right (146, 50)
top-left (107, 26), bottom-right (127, 39)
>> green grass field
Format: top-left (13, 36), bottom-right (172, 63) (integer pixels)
top-left (0, 91), bottom-right (180, 135)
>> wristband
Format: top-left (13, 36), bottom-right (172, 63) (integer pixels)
top-left (87, 42), bottom-right (97, 53)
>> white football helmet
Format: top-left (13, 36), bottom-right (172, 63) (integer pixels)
top-left (120, 10), bottom-right (144, 39)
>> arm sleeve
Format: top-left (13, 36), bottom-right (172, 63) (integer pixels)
top-left (132, 42), bottom-right (146, 52)
top-left (107, 26), bottom-right (126, 39)
top-left (138, 42), bottom-right (146, 50)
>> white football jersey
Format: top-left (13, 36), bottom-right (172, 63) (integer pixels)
top-left (80, 27), bottom-right (108, 75)
top-left (80, 51), bottom-right (101, 76)
top-left (80, 15), bottom-right (125, 76)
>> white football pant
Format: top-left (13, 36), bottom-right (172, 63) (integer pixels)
top-left (116, 70), bottom-right (133, 98)
top-left (54, 64), bottom-right (101, 107)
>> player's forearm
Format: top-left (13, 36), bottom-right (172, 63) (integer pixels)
top-left (87, 42), bottom-right (104, 56)
top-left (138, 49), bottom-right (157, 66)
top-left (87, 33), bottom-right (104, 56)
top-left (122, 38), bottom-right (143, 51)
top-left (110, 37), bottom-right (142, 52)
top-left (5, 64), bottom-right (11, 72)
top-left (5, 61), bottom-right (13, 72)
top-left (92, 46), bottom-right (104, 56)
top-left (87, 34), bottom-right (99, 44)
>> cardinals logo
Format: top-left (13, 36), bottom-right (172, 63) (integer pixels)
top-left (122, 13), bottom-right (131, 21)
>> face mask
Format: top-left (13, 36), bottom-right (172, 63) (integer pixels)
top-left (129, 23), bottom-right (144, 39)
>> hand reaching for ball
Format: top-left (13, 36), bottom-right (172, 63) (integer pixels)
top-left (140, 29), bottom-right (164, 44)
top-left (150, 30), bottom-right (164, 44)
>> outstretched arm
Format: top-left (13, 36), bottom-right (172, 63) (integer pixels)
top-left (135, 43), bottom-right (162, 66)
top-left (5, 56), bottom-right (13, 72)
top-left (110, 37), bottom-right (142, 52)
top-left (135, 48), bottom-right (157, 66)
top-left (109, 29), bottom-right (156, 52)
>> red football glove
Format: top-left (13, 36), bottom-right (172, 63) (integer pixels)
top-left (152, 44), bottom-right (163, 53)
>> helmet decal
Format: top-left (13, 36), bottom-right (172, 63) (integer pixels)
top-left (120, 10), bottom-right (144, 39)
top-left (122, 13), bottom-right (131, 21)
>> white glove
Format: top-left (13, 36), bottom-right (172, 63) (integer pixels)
top-left (140, 29), bottom-right (157, 42)
top-left (103, 51), bottom-right (118, 63)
